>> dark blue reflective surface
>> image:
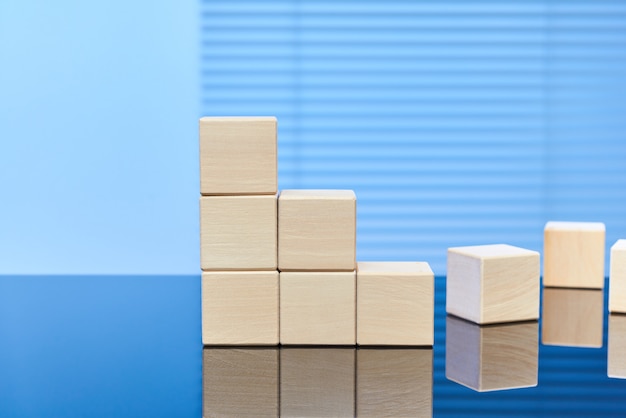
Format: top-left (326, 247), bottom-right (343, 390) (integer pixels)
top-left (2, 275), bottom-right (626, 417)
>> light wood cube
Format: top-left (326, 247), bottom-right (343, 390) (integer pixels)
top-left (200, 195), bottom-right (276, 270)
top-left (357, 349), bottom-right (432, 417)
top-left (280, 271), bottom-right (356, 345)
top-left (278, 190), bottom-right (356, 271)
top-left (543, 221), bottom-right (606, 289)
top-left (203, 348), bottom-right (278, 417)
top-left (199, 116), bottom-right (277, 195)
top-left (608, 314), bottom-right (626, 379)
top-left (281, 348), bottom-right (355, 417)
top-left (357, 262), bottom-right (434, 346)
top-left (202, 271), bottom-right (278, 345)
top-left (541, 287), bottom-right (603, 348)
top-left (445, 316), bottom-right (538, 392)
top-left (447, 244), bottom-right (540, 324)
top-left (609, 240), bottom-right (626, 313)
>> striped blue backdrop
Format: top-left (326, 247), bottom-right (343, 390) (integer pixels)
top-left (201, 0), bottom-right (626, 274)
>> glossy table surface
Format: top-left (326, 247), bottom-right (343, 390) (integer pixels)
top-left (1, 275), bottom-right (626, 417)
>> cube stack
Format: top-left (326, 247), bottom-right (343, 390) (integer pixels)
top-left (199, 116), bottom-right (434, 346)
top-left (200, 117), bottom-right (279, 345)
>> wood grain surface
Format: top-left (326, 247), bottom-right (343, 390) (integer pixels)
top-left (543, 221), bottom-right (605, 289)
top-left (278, 189), bottom-right (356, 271)
top-left (199, 116), bottom-right (276, 195)
top-left (447, 244), bottom-right (540, 324)
top-left (200, 195), bottom-right (277, 270)
top-left (280, 271), bottom-right (356, 345)
top-left (202, 271), bottom-right (279, 345)
top-left (357, 261), bottom-right (434, 345)
top-left (609, 239), bottom-right (626, 312)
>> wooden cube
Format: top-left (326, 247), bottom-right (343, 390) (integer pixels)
top-left (203, 348), bottom-right (278, 417)
top-left (199, 116), bottom-right (276, 195)
top-left (281, 348), bottom-right (355, 417)
top-left (541, 287), bottom-right (603, 348)
top-left (608, 314), bottom-right (626, 379)
top-left (280, 271), bottom-right (356, 345)
top-left (445, 316), bottom-right (538, 392)
top-left (543, 221), bottom-right (606, 289)
top-left (202, 271), bottom-right (278, 345)
top-left (447, 244), bottom-right (540, 324)
top-left (200, 195), bottom-right (276, 270)
top-left (357, 262), bottom-right (434, 346)
top-left (357, 349), bottom-right (432, 417)
top-left (609, 240), bottom-right (626, 313)
top-left (278, 190), bottom-right (356, 271)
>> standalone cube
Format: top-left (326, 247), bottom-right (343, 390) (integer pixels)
top-left (200, 195), bottom-right (276, 270)
top-left (446, 315), bottom-right (538, 392)
top-left (199, 116), bottom-right (277, 195)
top-left (281, 348), bottom-right (355, 417)
top-left (608, 314), bottom-right (626, 379)
top-left (447, 244), bottom-right (540, 324)
top-left (543, 221), bottom-right (605, 289)
top-left (203, 348), bottom-right (279, 417)
top-left (202, 271), bottom-right (279, 345)
top-left (609, 240), bottom-right (626, 313)
top-left (278, 190), bottom-right (356, 271)
top-left (280, 271), bottom-right (356, 345)
top-left (357, 349), bottom-right (432, 417)
top-left (357, 261), bottom-right (434, 346)
top-left (542, 287), bottom-right (603, 348)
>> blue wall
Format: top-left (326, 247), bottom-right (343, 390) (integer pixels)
top-left (2, 0), bottom-right (626, 274)
top-left (0, 0), bottom-right (198, 274)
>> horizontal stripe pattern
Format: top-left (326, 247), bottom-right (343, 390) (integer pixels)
top-left (201, 0), bottom-right (626, 274)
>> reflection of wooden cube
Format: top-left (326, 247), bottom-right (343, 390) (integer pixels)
top-left (608, 314), bottom-right (626, 379)
top-left (202, 271), bottom-right (278, 345)
top-left (544, 221), bottom-right (605, 289)
top-left (203, 348), bottom-right (278, 417)
top-left (281, 348), bottom-right (355, 417)
top-left (609, 240), bottom-right (626, 313)
top-left (280, 271), bottom-right (356, 345)
top-left (199, 116), bottom-right (276, 195)
top-left (357, 262), bottom-right (434, 345)
top-left (357, 349), bottom-right (432, 417)
top-left (445, 316), bottom-right (538, 392)
top-left (447, 244), bottom-right (540, 324)
top-left (278, 190), bottom-right (356, 271)
top-left (542, 287), bottom-right (603, 348)
top-left (200, 195), bottom-right (276, 270)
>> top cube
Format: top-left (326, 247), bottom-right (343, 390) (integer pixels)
top-left (199, 117), bottom-right (277, 195)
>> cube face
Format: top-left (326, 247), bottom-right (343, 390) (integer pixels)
top-left (541, 287), bottom-right (603, 348)
top-left (200, 195), bottom-right (277, 270)
top-left (357, 349), bottom-right (432, 417)
top-left (445, 315), bottom-right (538, 392)
top-left (280, 348), bottom-right (355, 418)
top-left (280, 271), bottom-right (356, 345)
top-left (447, 244), bottom-right (540, 324)
top-left (202, 271), bottom-right (279, 345)
top-left (203, 348), bottom-right (279, 417)
top-left (199, 116), bottom-right (277, 195)
top-left (608, 314), bottom-right (626, 379)
top-left (609, 240), bottom-right (626, 313)
top-left (357, 262), bottom-right (434, 345)
top-left (543, 221), bottom-right (605, 289)
top-left (278, 190), bottom-right (356, 271)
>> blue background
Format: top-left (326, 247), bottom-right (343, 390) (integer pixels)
top-left (2, 0), bottom-right (626, 275)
